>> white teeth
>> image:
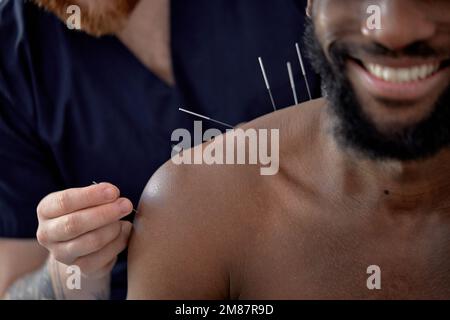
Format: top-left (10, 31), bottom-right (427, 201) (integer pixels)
top-left (365, 63), bottom-right (439, 83)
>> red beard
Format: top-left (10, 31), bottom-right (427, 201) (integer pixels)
top-left (32, 0), bottom-right (139, 36)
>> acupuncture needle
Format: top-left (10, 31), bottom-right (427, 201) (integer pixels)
top-left (178, 108), bottom-right (234, 129)
top-left (287, 62), bottom-right (299, 105)
top-left (258, 57), bottom-right (277, 111)
top-left (92, 181), bottom-right (138, 214)
top-left (295, 42), bottom-right (313, 100)
top-left (178, 49), bottom-right (312, 141)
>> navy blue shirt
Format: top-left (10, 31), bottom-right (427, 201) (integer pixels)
top-left (0, 0), bottom-right (320, 299)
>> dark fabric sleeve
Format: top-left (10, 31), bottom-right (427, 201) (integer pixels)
top-left (0, 83), bottom-right (61, 238)
top-left (0, 0), bottom-right (60, 238)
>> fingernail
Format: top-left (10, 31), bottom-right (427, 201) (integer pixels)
top-left (104, 187), bottom-right (116, 200)
top-left (119, 199), bottom-right (132, 214)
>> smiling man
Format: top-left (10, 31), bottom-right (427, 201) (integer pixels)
top-left (128, 0), bottom-right (450, 299)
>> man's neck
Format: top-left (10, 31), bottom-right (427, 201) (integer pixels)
top-left (117, 0), bottom-right (174, 86)
top-left (320, 106), bottom-right (450, 213)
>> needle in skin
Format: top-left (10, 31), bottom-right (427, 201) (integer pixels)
top-left (178, 108), bottom-right (234, 129)
top-left (287, 61), bottom-right (299, 105)
top-left (295, 43), bottom-right (313, 100)
top-left (258, 57), bottom-right (277, 111)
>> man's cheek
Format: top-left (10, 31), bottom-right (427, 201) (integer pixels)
top-left (313, 0), bottom-right (377, 46)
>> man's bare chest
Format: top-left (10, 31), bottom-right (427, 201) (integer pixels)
top-left (237, 206), bottom-right (450, 299)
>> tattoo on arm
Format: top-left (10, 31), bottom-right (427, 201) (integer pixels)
top-left (4, 261), bottom-right (56, 300)
top-left (4, 258), bottom-right (112, 300)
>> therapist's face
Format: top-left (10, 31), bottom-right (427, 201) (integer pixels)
top-left (306, 0), bottom-right (450, 160)
top-left (33, 0), bottom-right (139, 36)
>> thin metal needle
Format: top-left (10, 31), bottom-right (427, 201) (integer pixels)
top-left (295, 43), bottom-right (313, 100)
top-left (287, 62), bottom-right (299, 105)
top-left (178, 108), bottom-right (234, 129)
top-left (92, 181), bottom-right (138, 214)
top-left (258, 57), bottom-right (277, 111)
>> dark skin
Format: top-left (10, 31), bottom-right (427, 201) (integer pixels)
top-left (127, 0), bottom-right (450, 299)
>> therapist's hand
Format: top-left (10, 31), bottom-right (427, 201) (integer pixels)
top-left (36, 183), bottom-right (133, 279)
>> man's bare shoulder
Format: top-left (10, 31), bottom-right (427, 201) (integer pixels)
top-left (127, 99), bottom-right (326, 299)
top-left (139, 98), bottom-right (326, 224)
top-left (131, 97), bottom-right (326, 254)
top-left (238, 98), bottom-right (326, 145)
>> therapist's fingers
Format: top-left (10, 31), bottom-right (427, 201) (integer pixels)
top-left (73, 221), bottom-right (132, 278)
top-left (49, 221), bottom-right (123, 265)
top-left (38, 197), bottom-right (133, 244)
top-left (37, 183), bottom-right (120, 220)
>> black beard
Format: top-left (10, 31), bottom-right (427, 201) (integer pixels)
top-left (303, 20), bottom-right (450, 161)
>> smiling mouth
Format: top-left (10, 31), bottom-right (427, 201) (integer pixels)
top-left (364, 61), bottom-right (450, 83)
top-left (351, 58), bottom-right (450, 83)
top-left (348, 57), bottom-right (450, 101)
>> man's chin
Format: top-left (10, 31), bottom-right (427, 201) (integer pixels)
top-left (357, 98), bottom-right (439, 137)
top-left (326, 68), bottom-right (450, 161)
top-left (334, 97), bottom-right (450, 162)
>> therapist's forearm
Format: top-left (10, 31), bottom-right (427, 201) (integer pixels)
top-left (3, 256), bottom-right (110, 300)
top-left (0, 239), bottom-right (49, 298)
top-left (3, 259), bottom-right (56, 300)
